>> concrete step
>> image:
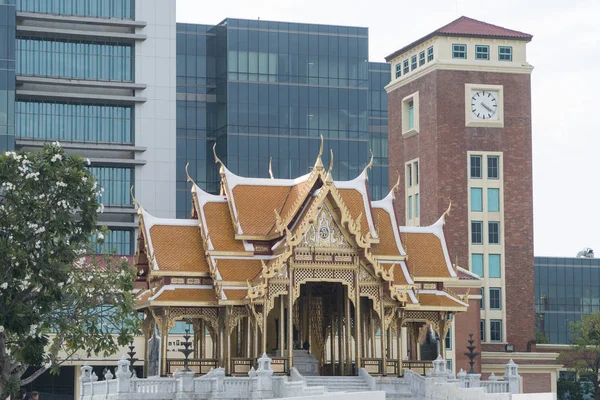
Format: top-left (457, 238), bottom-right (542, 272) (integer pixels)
top-left (304, 376), bottom-right (371, 392)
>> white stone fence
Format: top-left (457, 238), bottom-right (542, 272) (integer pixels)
top-left (397, 355), bottom-right (521, 400)
top-left (80, 354), bottom-right (324, 400)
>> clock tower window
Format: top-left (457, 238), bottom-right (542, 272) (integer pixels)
top-left (452, 44), bottom-right (467, 59)
top-left (475, 45), bottom-right (490, 60)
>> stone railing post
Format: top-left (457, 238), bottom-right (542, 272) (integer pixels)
top-left (252, 353), bottom-right (274, 398)
top-left (466, 372), bottom-right (481, 388)
top-left (174, 368), bottom-right (195, 395)
top-left (431, 355), bottom-right (447, 383)
top-left (457, 369), bottom-right (467, 388)
top-left (80, 364), bottom-right (93, 400)
top-left (115, 356), bottom-right (132, 394)
top-left (504, 359), bottom-right (521, 394)
top-left (210, 368), bottom-right (226, 392)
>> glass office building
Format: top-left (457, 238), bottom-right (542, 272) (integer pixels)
top-left (1, 0), bottom-right (178, 255)
top-left (176, 19), bottom-right (390, 218)
top-left (0, 0), bottom-right (15, 152)
top-left (535, 256), bottom-right (600, 344)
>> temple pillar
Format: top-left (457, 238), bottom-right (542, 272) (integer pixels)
top-left (253, 317), bottom-right (259, 358)
top-left (354, 281), bottom-right (362, 374)
top-left (337, 292), bottom-right (344, 376)
top-left (225, 306), bottom-right (231, 375)
top-left (380, 289), bottom-right (387, 376)
top-left (370, 307), bottom-right (376, 358)
top-left (308, 284), bottom-right (312, 352)
top-left (288, 294), bottom-right (294, 372)
top-left (246, 317), bottom-right (252, 358)
top-left (261, 304), bottom-right (268, 355)
top-left (279, 296), bottom-right (285, 356)
top-left (397, 319), bottom-right (403, 376)
top-left (345, 287), bottom-right (352, 374)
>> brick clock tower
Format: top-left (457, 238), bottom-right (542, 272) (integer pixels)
top-left (386, 17), bottom-right (560, 393)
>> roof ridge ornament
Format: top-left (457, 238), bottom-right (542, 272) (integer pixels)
top-left (268, 157), bottom-right (274, 179)
top-left (362, 149), bottom-right (374, 178)
top-left (185, 162), bottom-right (198, 193)
top-left (325, 149), bottom-right (334, 184)
top-left (212, 143), bottom-right (225, 174)
top-left (391, 171), bottom-right (401, 197)
top-left (130, 185), bottom-right (142, 215)
top-left (314, 134), bottom-right (325, 170)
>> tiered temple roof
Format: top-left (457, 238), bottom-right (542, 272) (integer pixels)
top-left (134, 138), bottom-right (468, 312)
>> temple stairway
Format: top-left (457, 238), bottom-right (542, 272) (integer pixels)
top-left (304, 376), bottom-right (371, 393)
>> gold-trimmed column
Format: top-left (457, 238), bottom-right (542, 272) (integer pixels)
top-left (279, 296), bottom-right (285, 356)
top-left (225, 306), bottom-right (231, 375)
top-left (262, 303), bottom-right (268, 355)
top-left (380, 286), bottom-right (387, 376)
top-left (337, 291), bottom-right (344, 376)
top-left (246, 317), bottom-right (252, 358)
top-left (354, 279), bottom-right (362, 374)
top-left (288, 293), bottom-right (294, 371)
top-left (345, 287), bottom-right (352, 374)
top-left (397, 319), bottom-right (403, 376)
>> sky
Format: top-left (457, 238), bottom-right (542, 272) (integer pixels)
top-left (176, 0), bottom-right (600, 257)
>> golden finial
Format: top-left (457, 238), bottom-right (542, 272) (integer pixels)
top-left (314, 134), bottom-right (324, 170)
top-left (268, 157), bottom-right (274, 179)
top-left (185, 162), bottom-right (197, 188)
top-left (443, 199), bottom-right (452, 218)
top-left (366, 149), bottom-right (374, 171)
top-left (326, 149), bottom-right (334, 184)
top-left (130, 185), bottom-right (142, 214)
top-left (212, 143), bottom-right (224, 166)
top-left (390, 171), bottom-right (401, 199)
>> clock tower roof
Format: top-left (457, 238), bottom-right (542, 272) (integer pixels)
top-left (385, 16), bottom-right (533, 62)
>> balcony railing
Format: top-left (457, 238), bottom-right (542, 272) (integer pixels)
top-left (165, 359), bottom-right (219, 376)
top-left (402, 360), bottom-right (433, 376)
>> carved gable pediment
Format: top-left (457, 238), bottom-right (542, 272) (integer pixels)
top-left (299, 205), bottom-right (353, 249)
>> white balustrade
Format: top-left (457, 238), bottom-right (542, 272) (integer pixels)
top-left (404, 369), bottom-right (426, 395)
top-left (222, 377), bottom-right (252, 393)
top-left (132, 377), bottom-right (177, 394)
top-left (481, 380), bottom-right (510, 393)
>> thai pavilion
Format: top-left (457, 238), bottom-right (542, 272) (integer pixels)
top-left (133, 138), bottom-right (469, 377)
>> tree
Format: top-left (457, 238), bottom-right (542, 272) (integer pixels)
top-left (0, 143), bottom-right (139, 397)
top-left (560, 312), bottom-right (600, 400)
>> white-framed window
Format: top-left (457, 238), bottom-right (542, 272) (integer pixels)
top-left (490, 319), bottom-right (502, 342)
top-left (395, 63), bottom-right (401, 78)
top-left (419, 50), bottom-right (425, 66)
top-left (452, 44), bottom-right (467, 59)
top-left (470, 155), bottom-right (482, 178)
top-left (498, 46), bottom-right (512, 61)
top-left (401, 92), bottom-right (419, 135)
top-left (411, 55), bottom-right (417, 70)
top-left (489, 287), bottom-right (501, 310)
top-left (407, 163), bottom-right (412, 187)
top-left (403, 59), bottom-right (409, 74)
top-left (475, 45), bottom-right (490, 60)
top-left (488, 221), bottom-right (500, 244)
top-left (427, 46), bottom-right (434, 62)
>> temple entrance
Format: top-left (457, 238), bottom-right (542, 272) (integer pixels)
top-left (264, 281), bottom-right (357, 376)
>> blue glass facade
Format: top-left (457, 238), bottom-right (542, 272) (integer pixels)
top-left (0, 0), bottom-right (16, 152)
top-left (535, 256), bottom-right (600, 344)
top-left (89, 166), bottom-right (133, 207)
top-left (175, 19), bottom-right (390, 218)
top-left (17, 38), bottom-right (133, 81)
top-left (16, 101), bottom-right (133, 143)
top-left (16, 0), bottom-right (133, 19)
top-left (95, 229), bottom-right (133, 255)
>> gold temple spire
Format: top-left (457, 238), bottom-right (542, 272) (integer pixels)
top-left (362, 149), bottom-right (374, 177)
top-left (390, 171), bottom-right (401, 199)
top-left (326, 149), bottom-right (334, 183)
top-left (314, 134), bottom-right (325, 170)
top-left (269, 157), bottom-right (274, 179)
top-left (212, 143), bottom-right (225, 173)
top-left (130, 185), bottom-right (142, 215)
top-left (185, 162), bottom-right (198, 193)
top-left (443, 199), bottom-right (452, 218)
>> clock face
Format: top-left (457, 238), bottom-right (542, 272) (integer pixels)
top-left (470, 91), bottom-right (498, 120)
top-left (319, 227), bottom-right (330, 239)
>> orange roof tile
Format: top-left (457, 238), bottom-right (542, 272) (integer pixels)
top-left (273, 181), bottom-right (310, 233)
top-left (372, 208), bottom-right (401, 256)
top-left (154, 288), bottom-right (217, 302)
top-left (149, 225), bottom-right (209, 273)
top-left (417, 292), bottom-right (466, 308)
top-left (338, 188), bottom-right (371, 237)
top-left (216, 259), bottom-right (263, 282)
top-left (203, 202), bottom-right (246, 252)
top-left (232, 185), bottom-right (290, 236)
top-left (224, 289), bottom-right (249, 301)
top-left (136, 290), bottom-right (152, 303)
top-left (401, 232), bottom-right (452, 278)
top-left (393, 264), bottom-right (408, 286)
